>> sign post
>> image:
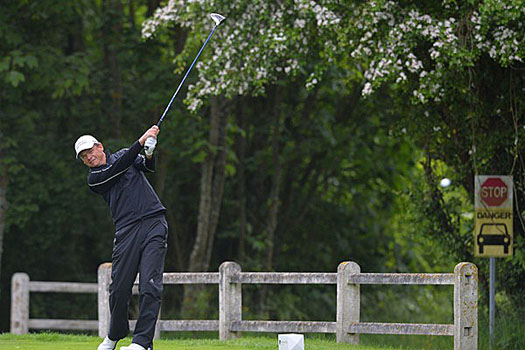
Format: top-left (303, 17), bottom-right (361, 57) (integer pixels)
top-left (474, 175), bottom-right (513, 350)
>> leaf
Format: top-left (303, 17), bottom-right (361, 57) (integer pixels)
top-left (225, 163), bottom-right (236, 177)
top-left (0, 59), bottom-right (9, 72)
top-left (25, 55), bottom-right (38, 68)
top-left (13, 55), bottom-right (25, 67)
top-left (191, 150), bottom-right (207, 163)
top-left (5, 71), bottom-right (25, 87)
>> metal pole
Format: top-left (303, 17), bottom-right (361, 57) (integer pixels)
top-left (489, 257), bottom-right (495, 350)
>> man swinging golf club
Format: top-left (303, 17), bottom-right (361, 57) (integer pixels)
top-left (74, 12), bottom-right (226, 350)
top-left (75, 126), bottom-right (167, 350)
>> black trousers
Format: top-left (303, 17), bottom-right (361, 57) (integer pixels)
top-left (108, 214), bottom-right (168, 350)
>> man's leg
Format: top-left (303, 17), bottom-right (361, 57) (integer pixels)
top-left (132, 217), bottom-right (168, 349)
top-left (108, 224), bottom-right (142, 341)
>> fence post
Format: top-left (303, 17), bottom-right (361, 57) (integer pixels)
top-left (219, 261), bottom-right (241, 340)
top-left (336, 261), bottom-right (360, 344)
top-left (454, 262), bottom-right (478, 350)
top-left (11, 273), bottom-right (30, 334)
top-left (98, 263), bottom-right (112, 338)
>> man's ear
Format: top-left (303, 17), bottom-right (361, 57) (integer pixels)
top-left (97, 143), bottom-right (104, 151)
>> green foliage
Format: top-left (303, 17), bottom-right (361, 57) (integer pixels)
top-left (338, 0), bottom-right (525, 307)
top-left (477, 301), bottom-right (525, 350)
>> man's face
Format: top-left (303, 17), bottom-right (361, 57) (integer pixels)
top-left (79, 143), bottom-right (106, 167)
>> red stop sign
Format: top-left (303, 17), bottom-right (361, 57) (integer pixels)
top-left (480, 178), bottom-right (508, 206)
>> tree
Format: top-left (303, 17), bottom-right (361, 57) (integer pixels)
top-left (342, 0), bottom-right (524, 303)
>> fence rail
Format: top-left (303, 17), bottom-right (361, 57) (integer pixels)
top-left (348, 322), bottom-right (455, 336)
top-left (347, 273), bottom-right (454, 285)
top-left (12, 261), bottom-right (478, 350)
top-left (161, 273), bottom-right (219, 284)
top-left (28, 319), bottom-right (99, 331)
top-left (231, 320), bottom-right (336, 333)
top-left (231, 272), bottom-right (337, 284)
top-left (158, 320), bottom-right (219, 332)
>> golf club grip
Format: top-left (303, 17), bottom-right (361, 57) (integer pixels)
top-left (156, 26), bottom-right (218, 127)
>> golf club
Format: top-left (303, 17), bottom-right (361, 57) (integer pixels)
top-left (157, 12), bottom-right (226, 127)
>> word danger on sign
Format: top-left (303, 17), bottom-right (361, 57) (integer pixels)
top-left (476, 211), bottom-right (512, 219)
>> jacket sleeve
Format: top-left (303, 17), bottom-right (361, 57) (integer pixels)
top-left (133, 154), bottom-right (155, 173)
top-left (88, 140), bottom-right (143, 194)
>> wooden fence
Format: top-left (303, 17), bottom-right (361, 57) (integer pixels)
top-left (10, 272), bottom-right (98, 334)
top-left (12, 261), bottom-right (478, 350)
top-left (10, 270), bottom-right (161, 339)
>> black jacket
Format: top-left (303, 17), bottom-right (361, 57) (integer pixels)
top-left (87, 140), bottom-right (166, 230)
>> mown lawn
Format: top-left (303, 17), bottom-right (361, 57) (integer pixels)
top-left (0, 333), bottom-right (425, 350)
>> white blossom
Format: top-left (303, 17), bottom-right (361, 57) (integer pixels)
top-left (362, 82), bottom-right (373, 95)
top-left (140, 0), bottom-right (342, 111)
top-left (294, 19), bottom-right (306, 28)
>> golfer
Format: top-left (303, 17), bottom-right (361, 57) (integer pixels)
top-left (75, 126), bottom-right (167, 350)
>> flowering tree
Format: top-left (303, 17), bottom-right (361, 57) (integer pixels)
top-left (347, 0), bottom-right (523, 102)
top-left (344, 0), bottom-right (525, 302)
top-left (142, 0), bottom-right (342, 111)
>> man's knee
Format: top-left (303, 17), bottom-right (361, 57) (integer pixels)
top-left (110, 287), bottom-right (133, 303)
top-left (140, 278), bottom-right (163, 299)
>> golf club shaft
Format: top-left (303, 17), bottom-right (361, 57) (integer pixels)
top-left (157, 26), bottom-right (218, 127)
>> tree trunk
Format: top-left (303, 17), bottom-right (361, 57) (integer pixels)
top-left (102, 0), bottom-right (123, 138)
top-left (236, 101), bottom-right (248, 262)
top-left (188, 96), bottom-right (227, 272)
top-left (264, 97), bottom-right (282, 272)
top-left (146, 0), bottom-right (161, 17)
top-left (0, 133), bottom-right (7, 280)
top-left (258, 88), bottom-right (283, 317)
top-left (182, 96), bottom-right (228, 316)
top-left (204, 98), bottom-right (228, 268)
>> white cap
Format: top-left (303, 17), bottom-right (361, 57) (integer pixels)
top-left (75, 135), bottom-right (99, 158)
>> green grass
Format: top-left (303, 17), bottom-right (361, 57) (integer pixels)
top-left (0, 333), bottom-right (435, 350)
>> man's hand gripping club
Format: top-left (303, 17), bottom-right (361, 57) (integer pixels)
top-left (139, 126), bottom-right (159, 159)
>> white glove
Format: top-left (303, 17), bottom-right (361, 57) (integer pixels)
top-left (144, 137), bottom-right (157, 156)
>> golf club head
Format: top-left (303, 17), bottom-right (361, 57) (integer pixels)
top-left (210, 13), bottom-right (226, 26)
